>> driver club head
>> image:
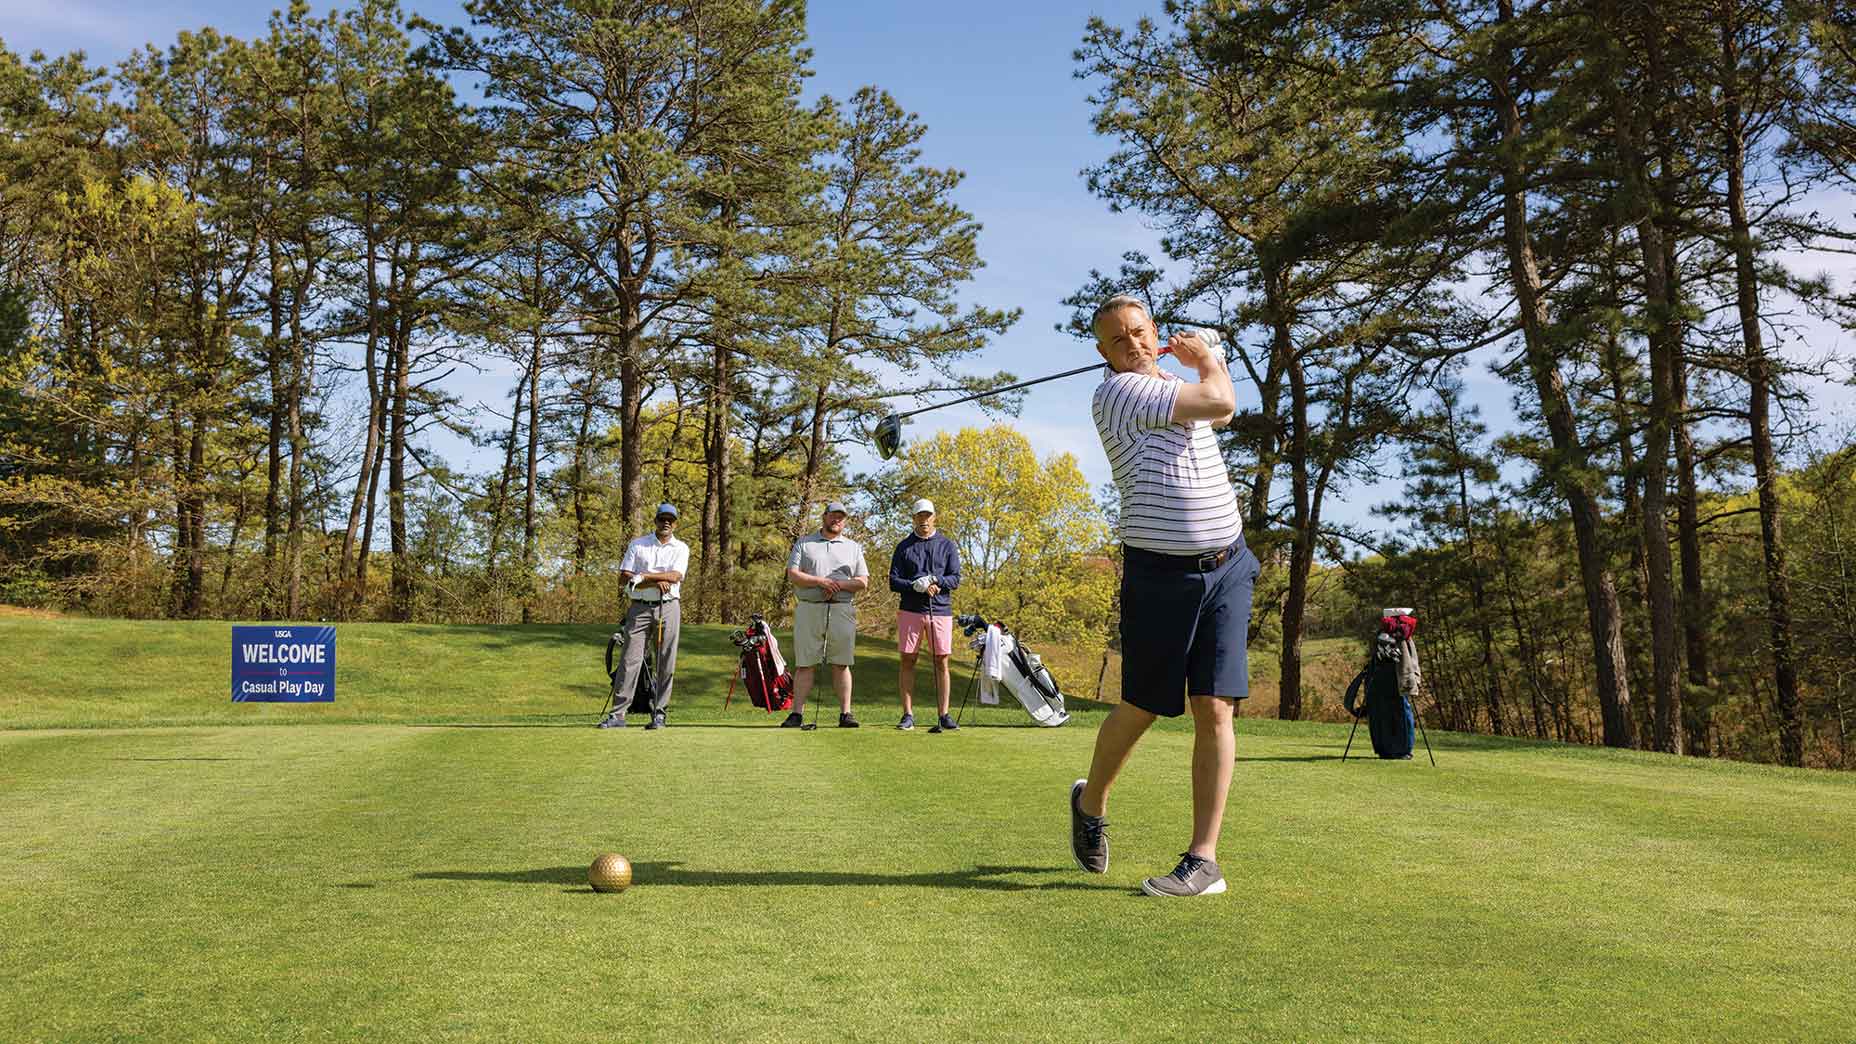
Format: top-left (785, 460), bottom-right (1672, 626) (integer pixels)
top-left (872, 413), bottom-right (903, 460)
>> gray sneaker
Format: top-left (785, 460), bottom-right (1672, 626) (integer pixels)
top-left (1141, 852), bottom-right (1227, 897)
top-left (1069, 779), bottom-right (1107, 873)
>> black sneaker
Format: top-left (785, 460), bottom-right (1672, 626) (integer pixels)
top-left (937, 713), bottom-right (960, 732)
top-left (897, 713), bottom-right (915, 731)
top-left (1070, 779), bottom-right (1107, 873)
top-left (838, 712), bottom-right (861, 728)
top-left (596, 712), bottom-right (627, 729)
top-left (645, 713), bottom-right (666, 730)
top-left (1141, 852), bottom-right (1226, 897)
top-left (779, 712), bottom-right (805, 728)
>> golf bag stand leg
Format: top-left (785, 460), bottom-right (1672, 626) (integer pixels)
top-left (954, 653), bottom-right (981, 726)
top-left (1342, 712), bottom-right (1360, 762)
top-left (1414, 691), bottom-right (1436, 766)
top-left (808, 604), bottom-right (830, 729)
top-left (602, 632), bottom-right (624, 717)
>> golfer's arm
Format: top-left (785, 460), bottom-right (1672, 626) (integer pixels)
top-left (786, 567), bottom-right (819, 588)
top-left (1171, 367), bottom-right (1236, 425)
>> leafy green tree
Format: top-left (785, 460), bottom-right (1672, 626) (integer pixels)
top-left (769, 87), bottom-right (1019, 605)
top-left (1072, 2), bottom-right (1460, 719)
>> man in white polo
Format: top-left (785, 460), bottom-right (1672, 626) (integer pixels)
top-left (1069, 294), bottom-right (1259, 898)
top-left (783, 500), bottom-right (870, 728)
top-left (598, 503), bottom-right (689, 731)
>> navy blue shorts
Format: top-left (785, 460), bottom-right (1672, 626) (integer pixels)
top-left (1119, 538), bottom-right (1260, 717)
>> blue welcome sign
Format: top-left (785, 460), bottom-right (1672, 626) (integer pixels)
top-left (232, 626), bottom-right (336, 702)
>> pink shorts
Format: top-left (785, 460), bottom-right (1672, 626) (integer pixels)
top-left (896, 611), bottom-right (954, 657)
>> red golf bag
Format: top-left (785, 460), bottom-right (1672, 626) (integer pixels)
top-left (730, 614), bottom-right (792, 713)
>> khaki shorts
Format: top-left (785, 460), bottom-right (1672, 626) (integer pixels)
top-left (793, 600), bottom-right (857, 667)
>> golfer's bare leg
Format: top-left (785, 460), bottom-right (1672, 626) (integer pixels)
top-left (933, 653), bottom-right (951, 716)
top-left (1080, 701), bottom-right (1157, 816)
top-left (898, 651), bottom-right (917, 716)
top-left (1187, 694), bottom-right (1236, 860)
top-left (832, 663), bottom-right (853, 714)
top-left (792, 665), bottom-right (815, 714)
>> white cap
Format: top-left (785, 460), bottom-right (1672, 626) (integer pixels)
top-left (912, 498), bottom-right (935, 516)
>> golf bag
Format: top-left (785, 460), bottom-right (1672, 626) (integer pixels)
top-left (604, 629), bottom-right (655, 715)
top-left (729, 614), bottom-right (793, 713)
top-left (958, 614), bottom-right (1069, 727)
top-left (1343, 611), bottom-right (1421, 759)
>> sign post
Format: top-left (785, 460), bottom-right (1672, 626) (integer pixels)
top-left (232, 626), bottom-right (336, 702)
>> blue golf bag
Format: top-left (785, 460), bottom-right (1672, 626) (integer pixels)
top-left (1343, 611), bottom-right (1424, 761)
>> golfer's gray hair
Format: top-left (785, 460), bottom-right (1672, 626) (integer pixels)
top-left (1091, 293), bottom-right (1150, 330)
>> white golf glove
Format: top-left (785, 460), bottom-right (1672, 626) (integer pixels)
top-left (911, 575), bottom-right (934, 593)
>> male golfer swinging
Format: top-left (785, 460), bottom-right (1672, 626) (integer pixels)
top-left (1070, 294), bottom-right (1258, 897)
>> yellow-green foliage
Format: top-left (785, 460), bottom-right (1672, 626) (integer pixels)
top-left (867, 425), bottom-right (1114, 644)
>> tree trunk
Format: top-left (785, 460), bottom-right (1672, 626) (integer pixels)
top-left (1447, 400), bottom-right (1505, 734)
top-left (338, 191), bottom-right (385, 616)
top-left (1673, 343), bottom-right (1711, 754)
top-left (700, 337), bottom-right (733, 624)
top-left (486, 371), bottom-right (526, 580)
top-left (1608, 1), bottom-right (1683, 753)
top-left (263, 240), bottom-right (285, 615)
top-left (1721, 13), bottom-right (1803, 766)
top-left (387, 251), bottom-right (416, 623)
top-left (1487, 18), bottom-right (1635, 746)
top-left (568, 375), bottom-right (599, 624)
top-left (1277, 348), bottom-right (1311, 721)
top-left (619, 334), bottom-right (644, 540)
top-left (523, 318), bottom-right (544, 625)
top-left (286, 232), bottom-right (311, 620)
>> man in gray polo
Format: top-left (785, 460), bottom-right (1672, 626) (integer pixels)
top-left (783, 500), bottom-right (870, 728)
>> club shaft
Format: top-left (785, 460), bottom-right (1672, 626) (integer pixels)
top-left (895, 362), bottom-right (1103, 420)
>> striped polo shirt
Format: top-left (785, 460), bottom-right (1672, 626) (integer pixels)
top-left (1092, 367), bottom-right (1244, 555)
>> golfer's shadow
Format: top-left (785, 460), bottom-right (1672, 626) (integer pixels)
top-left (414, 862), bottom-right (1125, 893)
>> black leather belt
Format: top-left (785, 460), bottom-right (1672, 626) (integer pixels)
top-left (1124, 539), bottom-right (1244, 573)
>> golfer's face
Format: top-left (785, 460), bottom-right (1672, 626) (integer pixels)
top-left (1095, 306), bottom-right (1159, 375)
top-left (822, 510), bottom-right (847, 535)
top-left (656, 515), bottom-right (675, 536)
top-left (914, 511), bottom-right (934, 537)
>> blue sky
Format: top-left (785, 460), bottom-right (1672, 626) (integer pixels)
top-left (10, 1), bottom-right (1854, 544)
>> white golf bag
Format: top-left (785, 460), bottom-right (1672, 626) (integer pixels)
top-left (969, 620), bottom-right (1070, 727)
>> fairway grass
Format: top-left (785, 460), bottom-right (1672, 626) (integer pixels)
top-left (3, 617), bottom-right (1854, 1041)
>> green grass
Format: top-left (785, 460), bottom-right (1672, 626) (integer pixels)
top-left (3, 615), bottom-right (1854, 1041)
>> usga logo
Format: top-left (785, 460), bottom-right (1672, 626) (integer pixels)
top-left (274, 630), bottom-right (292, 638)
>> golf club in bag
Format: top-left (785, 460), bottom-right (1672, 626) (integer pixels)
top-left (1342, 607), bottom-right (1434, 765)
top-left (952, 614), bottom-right (1070, 727)
top-left (870, 334), bottom-right (1213, 460)
top-left (723, 613), bottom-right (793, 714)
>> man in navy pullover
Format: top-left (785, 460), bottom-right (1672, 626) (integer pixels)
top-left (888, 498), bottom-right (962, 732)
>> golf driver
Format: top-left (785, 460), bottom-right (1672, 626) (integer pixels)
top-left (870, 335), bottom-right (1214, 460)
